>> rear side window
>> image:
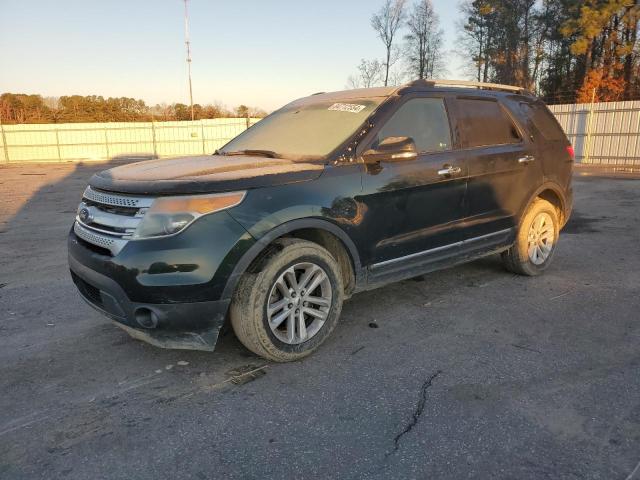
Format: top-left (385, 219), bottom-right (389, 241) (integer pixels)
top-left (376, 98), bottom-right (452, 153)
top-left (520, 103), bottom-right (565, 140)
top-left (456, 98), bottom-right (521, 148)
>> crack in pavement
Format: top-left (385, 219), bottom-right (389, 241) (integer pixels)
top-left (625, 459), bottom-right (640, 480)
top-left (389, 370), bottom-right (442, 455)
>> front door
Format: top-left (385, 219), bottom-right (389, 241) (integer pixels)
top-left (357, 95), bottom-right (468, 281)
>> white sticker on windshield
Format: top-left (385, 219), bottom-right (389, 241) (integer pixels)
top-left (328, 103), bottom-right (366, 113)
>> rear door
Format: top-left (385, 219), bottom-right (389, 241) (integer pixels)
top-left (452, 96), bottom-right (543, 242)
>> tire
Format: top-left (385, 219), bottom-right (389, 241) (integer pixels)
top-left (230, 238), bottom-right (344, 362)
top-left (501, 198), bottom-right (560, 276)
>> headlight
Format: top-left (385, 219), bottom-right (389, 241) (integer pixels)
top-left (132, 191), bottom-right (246, 239)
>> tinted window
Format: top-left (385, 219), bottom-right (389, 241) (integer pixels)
top-left (457, 99), bottom-right (521, 147)
top-left (377, 98), bottom-right (451, 153)
top-left (520, 103), bottom-right (565, 140)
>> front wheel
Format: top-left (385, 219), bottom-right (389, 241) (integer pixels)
top-left (501, 198), bottom-right (560, 276)
top-left (230, 239), bottom-right (344, 362)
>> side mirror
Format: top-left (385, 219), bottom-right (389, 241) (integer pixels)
top-left (362, 136), bottom-right (418, 163)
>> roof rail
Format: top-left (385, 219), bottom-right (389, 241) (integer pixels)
top-left (427, 79), bottom-right (526, 93)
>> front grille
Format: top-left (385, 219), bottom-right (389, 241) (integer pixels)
top-left (74, 222), bottom-right (119, 250)
top-left (83, 187), bottom-right (149, 208)
top-left (74, 186), bottom-right (155, 256)
top-left (71, 271), bottom-right (103, 307)
top-left (83, 199), bottom-right (138, 217)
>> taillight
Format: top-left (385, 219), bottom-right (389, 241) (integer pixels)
top-left (566, 145), bottom-right (575, 160)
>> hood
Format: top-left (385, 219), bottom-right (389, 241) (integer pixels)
top-left (89, 154), bottom-right (325, 195)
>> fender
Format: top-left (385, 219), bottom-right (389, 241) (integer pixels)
top-left (518, 180), bottom-right (569, 226)
top-left (221, 217), bottom-right (364, 300)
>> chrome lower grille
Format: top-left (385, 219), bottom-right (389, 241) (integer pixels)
top-left (74, 186), bottom-right (154, 256)
top-left (74, 221), bottom-right (127, 255)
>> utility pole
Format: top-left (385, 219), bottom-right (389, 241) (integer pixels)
top-left (183, 0), bottom-right (194, 122)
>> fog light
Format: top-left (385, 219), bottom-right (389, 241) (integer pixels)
top-left (134, 307), bottom-right (158, 329)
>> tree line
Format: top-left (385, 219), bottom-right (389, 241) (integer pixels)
top-left (350, 0), bottom-right (640, 104)
top-left (0, 93), bottom-right (267, 125)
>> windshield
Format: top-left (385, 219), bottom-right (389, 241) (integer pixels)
top-left (220, 98), bottom-right (384, 160)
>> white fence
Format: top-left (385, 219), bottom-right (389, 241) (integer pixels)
top-left (1, 101), bottom-right (639, 165)
top-left (0, 118), bottom-right (259, 163)
top-left (548, 100), bottom-right (640, 166)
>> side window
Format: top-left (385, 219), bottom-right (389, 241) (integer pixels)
top-left (457, 98), bottom-right (521, 147)
top-left (520, 102), bottom-right (565, 140)
top-left (376, 98), bottom-right (451, 153)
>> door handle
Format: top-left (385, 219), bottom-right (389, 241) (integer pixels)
top-left (437, 165), bottom-right (462, 176)
top-left (518, 155), bottom-right (535, 164)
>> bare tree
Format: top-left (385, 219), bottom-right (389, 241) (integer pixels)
top-left (387, 67), bottom-right (408, 86)
top-left (457, 0), bottom-right (494, 82)
top-left (346, 59), bottom-right (385, 88)
top-left (371, 0), bottom-right (408, 86)
top-left (405, 0), bottom-right (444, 79)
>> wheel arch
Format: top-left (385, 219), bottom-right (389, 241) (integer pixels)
top-left (520, 182), bottom-right (569, 227)
top-left (221, 218), bottom-right (364, 300)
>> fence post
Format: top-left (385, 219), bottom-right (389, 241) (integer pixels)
top-left (0, 117), bottom-right (9, 163)
top-left (245, 113), bottom-right (250, 130)
top-left (104, 128), bottom-right (110, 160)
top-left (55, 127), bottom-right (62, 162)
top-left (201, 120), bottom-right (206, 154)
top-left (151, 119), bottom-right (158, 158)
top-left (583, 88), bottom-right (596, 164)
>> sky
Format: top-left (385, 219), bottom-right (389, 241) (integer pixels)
top-left (0, 0), bottom-right (466, 111)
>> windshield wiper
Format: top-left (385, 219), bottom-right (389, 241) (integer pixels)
top-left (220, 149), bottom-right (279, 158)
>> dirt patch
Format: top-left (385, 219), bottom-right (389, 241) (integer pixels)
top-left (225, 364), bottom-right (268, 385)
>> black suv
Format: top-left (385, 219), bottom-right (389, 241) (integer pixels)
top-left (68, 80), bottom-right (573, 361)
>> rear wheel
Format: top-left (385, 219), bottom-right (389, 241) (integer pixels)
top-left (230, 239), bottom-right (344, 362)
top-left (502, 198), bottom-right (559, 276)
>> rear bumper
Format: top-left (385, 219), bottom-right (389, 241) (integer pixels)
top-left (69, 254), bottom-right (229, 351)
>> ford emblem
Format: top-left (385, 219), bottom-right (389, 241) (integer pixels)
top-left (79, 207), bottom-right (92, 223)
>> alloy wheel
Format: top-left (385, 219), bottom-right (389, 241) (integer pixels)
top-left (527, 212), bottom-right (555, 265)
top-left (266, 262), bottom-right (332, 345)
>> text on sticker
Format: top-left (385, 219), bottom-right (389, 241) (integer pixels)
top-left (328, 103), bottom-right (366, 113)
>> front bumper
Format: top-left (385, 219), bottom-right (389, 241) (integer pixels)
top-left (67, 211), bottom-right (255, 351)
top-left (69, 254), bottom-right (229, 351)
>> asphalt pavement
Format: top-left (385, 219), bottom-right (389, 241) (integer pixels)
top-left (1, 162), bottom-right (639, 479)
